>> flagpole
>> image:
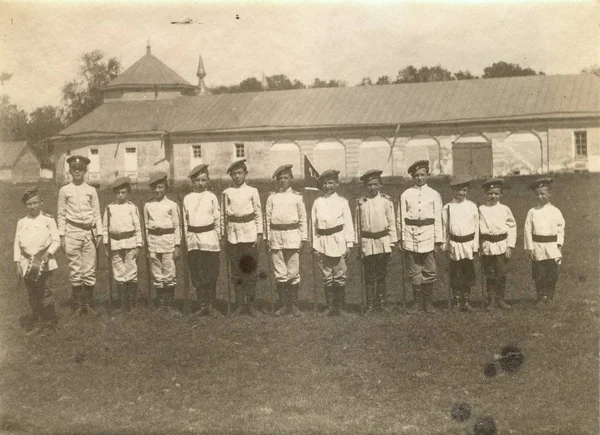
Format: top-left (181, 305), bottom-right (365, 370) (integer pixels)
top-left (303, 154), bottom-right (321, 317)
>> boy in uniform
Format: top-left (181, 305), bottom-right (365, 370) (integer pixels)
top-left (479, 178), bottom-right (516, 310)
top-left (397, 160), bottom-right (443, 314)
top-left (524, 178), bottom-right (565, 304)
top-left (265, 164), bottom-right (308, 317)
top-left (355, 169), bottom-right (397, 315)
top-left (57, 155), bottom-right (103, 316)
top-left (143, 172), bottom-right (181, 311)
top-left (221, 159), bottom-right (263, 317)
top-left (14, 187), bottom-right (60, 334)
top-left (183, 164), bottom-right (222, 317)
top-left (311, 169), bottom-right (354, 316)
top-left (442, 175), bottom-right (479, 312)
top-left (102, 176), bottom-right (142, 311)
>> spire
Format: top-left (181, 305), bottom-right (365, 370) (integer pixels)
top-left (146, 40), bottom-right (151, 55)
top-left (196, 54), bottom-right (208, 95)
top-left (261, 72), bottom-right (269, 91)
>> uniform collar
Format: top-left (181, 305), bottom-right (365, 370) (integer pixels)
top-left (413, 184), bottom-right (428, 190)
top-left (233, 182), bottom-right (247, 189)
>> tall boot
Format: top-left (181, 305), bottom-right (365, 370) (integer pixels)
top-left (69, 285), bottom-right (84, 318)
top-left (321, 285), bottom-right (334, 316)
top-left (207, 284), bottom-right (222, 318)
top-left (231, 286), bottom-right (246, 317)
top-left (116, 282), bottom-right (127, 312)
top-left (534, 280), bottom-right (546, 304)
top-left (485, 279), bottom-right (497, 311)
top-left (289, 282), bottom-right (303, 317)
top-left (83, 285), bottom-right (97, 315)
top-left (329, 284), bottom-right (342, 316)
top-left (452, 290), bottom-right (462, 311)
top-left (165, 286), bottom-right (181, 315)
top-left (496, 278), bottom-right (511, 309)
top-left (195, 287), bottom-right (207, 316)
top-left (376, 279), bottom-right (390, 313)
top-left (156, 287), bottom-right (166, 308)
top-left (364, 282), bottom-right (376, 316)
top-left (128, 281), bottom-right (138, 309)
top-left (274, 282), bottom-right (289, 317)
top-left (41, 303), bottom-right (57, 332)
top-left (247, 296), bottom-right (260, 318)
top-left (462, 287), bottom-right (477, 312)
top-left (407, 285), bottom-right (423, 314)
top-left (339, 285), bottom-right (347, 313)
top-left (422, 283), bottom-right (436, 314)
top-left (546, 278), bottom-right (556, 302)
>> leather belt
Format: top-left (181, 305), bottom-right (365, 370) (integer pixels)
top-left (532, 234), bottom-right (557, 243)
top-left (110, 230), bottom-right (135, 241)
top-left (67, 219), bottom-right (93, 231)
top-left (187, 224), bottom-right (215, 233)
top-left (480, 233), bottom-right (508, 242)
top-left (317, 225), bottom-right (344, 236)
top-left (404, 218), bottom-right (435, 227)
top-left (270, 223), bottom-right (300, 231)
top-left (449, 233), bottom-right (475, 243)
top-left (361, 230), bottom-right (388, 239)
top-left (227, 213), bottom-right (256, 223)
top-left (148, 228), bottom-right (175, 236)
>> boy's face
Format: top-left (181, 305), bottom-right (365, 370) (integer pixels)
top-left (365, 177), bottom-right (382, 198)
top-left (453, 185), bottom-right (469, 201)
top-left (320, 178), bottom-right (338, 194)
top-left (192, 172), bottom-right (209, 191)
top-left (152, 182), bottom-right (167, 199)
top-left (534, 186), bottom-right (551, 205)
top-left (70, 165), bottom-right (86, 183)
top-left (230, 168), bottom-right (247, 186)
top-left (412, 168), bottom-right (428, 186)
top-left (277, 172), bottom-right (293, 191)
top-left (25, 196), bottom-right (42, 217)
top-left (115, 187), bottom-right (129, 203)
top-left (486, 187), bottom-right (503, 204)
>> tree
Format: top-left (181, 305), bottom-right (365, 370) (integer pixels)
top-left (313, 78), bottom-right (346, 88)
top-left (581, 65), bottom-right (600, 77)
top-left (482, 61), bottom-right (543, 78)
top-left (376, 75), bottom-right (390, 85)
top-left (394, 65), bottom-right (454, 83)
top-left (266, 74), bottom-right (304, 91)
top-left (0, 95), bottom-right (28, 141)
top-left (358, 77), bottom-right (372, 86)
top-left (27, 105), bottom-right (65, 145)
top-left (454, 70), bottom-right (477, 80)
top-left (61, 50), bottom-right (121, 125)
top-left (239, 77), bottom-right (262, 92)
top-left (0, 72), bottom-right (13, 86)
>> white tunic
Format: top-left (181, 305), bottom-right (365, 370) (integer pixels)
top-left (442, 199), bottom-right (479, 261)
top-left (398, 184), bottom-right (443, 253)
top-left (14, 212), bottom-right (60, 274)
top-left (265, 188), bottom-right (308, 250)
top-left (311, 193), bottom-right (354, 257)
top-left (221, 183), bottom-right (263, 244)
top-left (57, 182), bottom-right (103, 239)
top-left (144, 196), bottom-right (181, 254)
top-left (478, 203), bottom-right (517, 256)
top-left (102, 201), bottom-right (142, 250)
top-left (183, 191), bottom-right (221, 252)
top-left (355, 192), bottom-right (398, 256)
top-left (524, 203), bottom-right (565, 261)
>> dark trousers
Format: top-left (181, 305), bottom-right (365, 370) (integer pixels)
top-left (227, 242), bottom-right (258, 301)
top-left (363, 253), bottom-right (390, 284)
top-left (532, 259), bottom-right (559, 299)
top-left (25, 272), bottom-right (55, 320)
top-left (481, 255), bottom-right (507, 280)
top-left (450, 259), bottom-right (475, 300)
top-left (188, 250), bottom-right (220, 304)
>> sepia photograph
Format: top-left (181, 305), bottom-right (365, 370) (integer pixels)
top-left (0, 1), bottom-right (598, 433)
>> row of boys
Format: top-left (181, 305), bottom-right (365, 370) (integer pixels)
top-left (14, 156), bottom-right (565, 332)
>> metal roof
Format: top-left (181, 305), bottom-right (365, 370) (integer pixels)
top-left (105, 47), bottom-right (195, 91)
top-left (59, 74), bottom-right (600, 138)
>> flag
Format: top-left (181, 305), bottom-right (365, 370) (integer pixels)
top-left (304, 154), bottom-right (320, 191)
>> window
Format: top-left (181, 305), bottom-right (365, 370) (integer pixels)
top-left (90, 148), bottom-right (99, 155)
top-left (88, 148), bottom-right (100, 180)
top-left (575, 131), bottom-right (587, 157)
top-left (125, 148), bottom-right (137, 177)
top-left (234, 143), bottom-right (245, 158)
top-left (192, 145), bottom-right (202, 159)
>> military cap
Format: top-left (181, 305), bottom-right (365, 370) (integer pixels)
top-left (272, 164), bottom-right (293, 179)
top-left (21, 186), bottom-right (40, 203)
top-left (529, 177), bottom-right (553, 190)
top-left (67, 155), bottom-right (90, 168)
top-left (188, 164), bottom-right (209, 179)
top-left (227, 159), bottom-right (247, 174)
top-left (318, 169), bottom-right (340, 183)
top-left (449, 174), bottom-right (473, 187)
top-left (407, 160), bottom-right (429, 175)
top-left (360, 169), bottom-right (383, 182)
top-left (482, 178), bottom-right (505, 190)
top-left (111, 176), bottom-right (131, 190)
top-left (148, 172), bottom-right (168, 187)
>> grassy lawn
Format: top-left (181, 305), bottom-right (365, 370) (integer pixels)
top-left (0, 173), bottom-right (598, 434)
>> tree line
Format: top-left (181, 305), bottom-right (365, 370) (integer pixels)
top-left (2, 49), bottom-right (599, 167)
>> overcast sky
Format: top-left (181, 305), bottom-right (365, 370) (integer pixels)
top-left (1, 1), bottom-right (599, 112)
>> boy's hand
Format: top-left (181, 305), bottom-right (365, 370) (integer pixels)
top-left (343, 247), bottom-right (350, 260)
top-left (105, 246), bottom-right (110, 258)
top-left (41, 251), bottom-right (51, 263)
top-left (60, 236), bottom-right (66, 252)
top-left (15, 262), bottom-right (22, 279)
top-left (299, 241), bottom-right (306, 255)
top-left (434, 242), bottom-right (443, 256)
top-left (505, 247), bottom-right (513, 259)
top-left (526, 249), bottom-right (534, 260)
top-left (135, 247), bottom-right (142, 260)
top-left (95, 235), bottom-right (102, 249)
top-left (174, 246), bottom-right (181, 261)
top-left (253, 234), bottom-right (263, 249)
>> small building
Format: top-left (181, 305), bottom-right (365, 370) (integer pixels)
top-left (51, 45), bottom-right (600, 184)
top-left (0, 141), bottom-right (44, 183)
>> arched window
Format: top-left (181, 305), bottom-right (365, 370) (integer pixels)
top-left (270, 141), bottom-right (301, 176)
top-left (358, 137), bottom-right (392, 176)
top-left (405, 135), bottom-right (441, 175)
top-left (453, 133), bottom-right (492, 177)
top-left (313, 139), bottom-right (346, 177)
top-left (504, 132), bottom-right (543, 175)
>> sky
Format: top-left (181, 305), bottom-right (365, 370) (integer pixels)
top-left (1, 1), bottom-right (599, 112)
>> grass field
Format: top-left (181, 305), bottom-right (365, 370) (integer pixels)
top-left (0, 173), bottom-right (598, 434)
